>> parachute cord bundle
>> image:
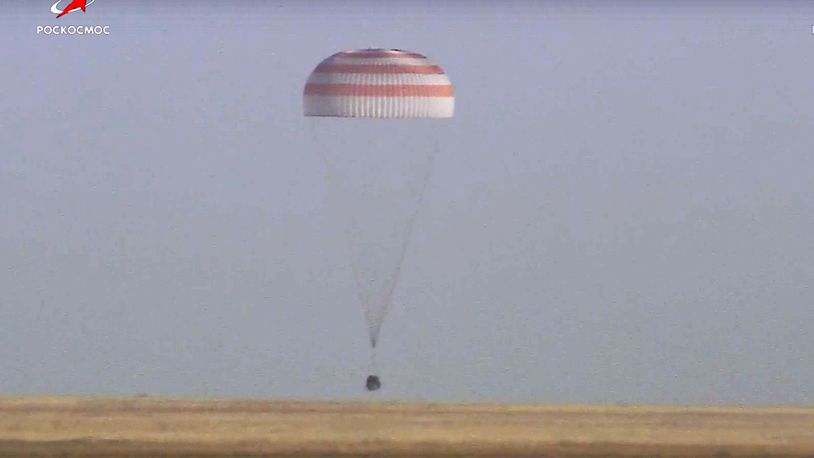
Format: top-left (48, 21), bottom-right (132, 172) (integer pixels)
top-left (360, 139), bottom-right (439, 348)
top-left (309, 121), bottom-right (439, 348)
top-left (367, 351), bottom-right (381, 391)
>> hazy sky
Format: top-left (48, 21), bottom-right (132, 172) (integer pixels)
top-left (1, 1), bottom-right (813, 405)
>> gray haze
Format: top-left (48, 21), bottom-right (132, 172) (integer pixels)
top-left (1, 1), bottom-right (813, 404)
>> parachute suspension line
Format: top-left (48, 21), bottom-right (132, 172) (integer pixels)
top-left (366, 139), bottom-right (439, 348)
top-left (369, 349), bottom-right (379, 374)
top-left (310, 121), bottom-right (380, 391)
top-left (309, 123), bottom-right (376, 348)
top-left (363, 136), bottom-right (437, 391)
top-left (366, 347), bottom-right (381, 391)
top-left (352, 255), bottom-right (373, 345)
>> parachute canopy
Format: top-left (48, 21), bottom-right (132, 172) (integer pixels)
top-left (303, 48), bottom-right (454, 118)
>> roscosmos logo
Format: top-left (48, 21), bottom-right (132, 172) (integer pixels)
top-left (51, 0), bottom-right (95, 19)
top-left (37, 0), bottom-right (110, 35)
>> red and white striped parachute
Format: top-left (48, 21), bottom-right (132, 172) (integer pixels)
top-left (304, 49), bottom-right (454, 118)
top-left (303, 49), bottom-right (453, 391)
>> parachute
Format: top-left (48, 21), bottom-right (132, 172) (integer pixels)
top-left (303, 49), bottom-right (454, 391)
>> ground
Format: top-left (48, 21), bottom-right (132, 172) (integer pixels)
top-left (1, 397), bottom-right (813, 457)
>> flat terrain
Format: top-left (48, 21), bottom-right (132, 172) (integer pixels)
top-left (1, 398), bottom-right (814, 457)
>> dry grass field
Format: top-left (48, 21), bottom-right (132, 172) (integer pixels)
top-left (1, 397), bottom-right (813, 457)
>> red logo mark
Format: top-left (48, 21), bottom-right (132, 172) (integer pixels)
top-left (51, 0), bottom-right (95, 19)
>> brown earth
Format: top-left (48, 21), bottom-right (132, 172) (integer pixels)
top-left (1, 397), bottom-right (813, 457)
